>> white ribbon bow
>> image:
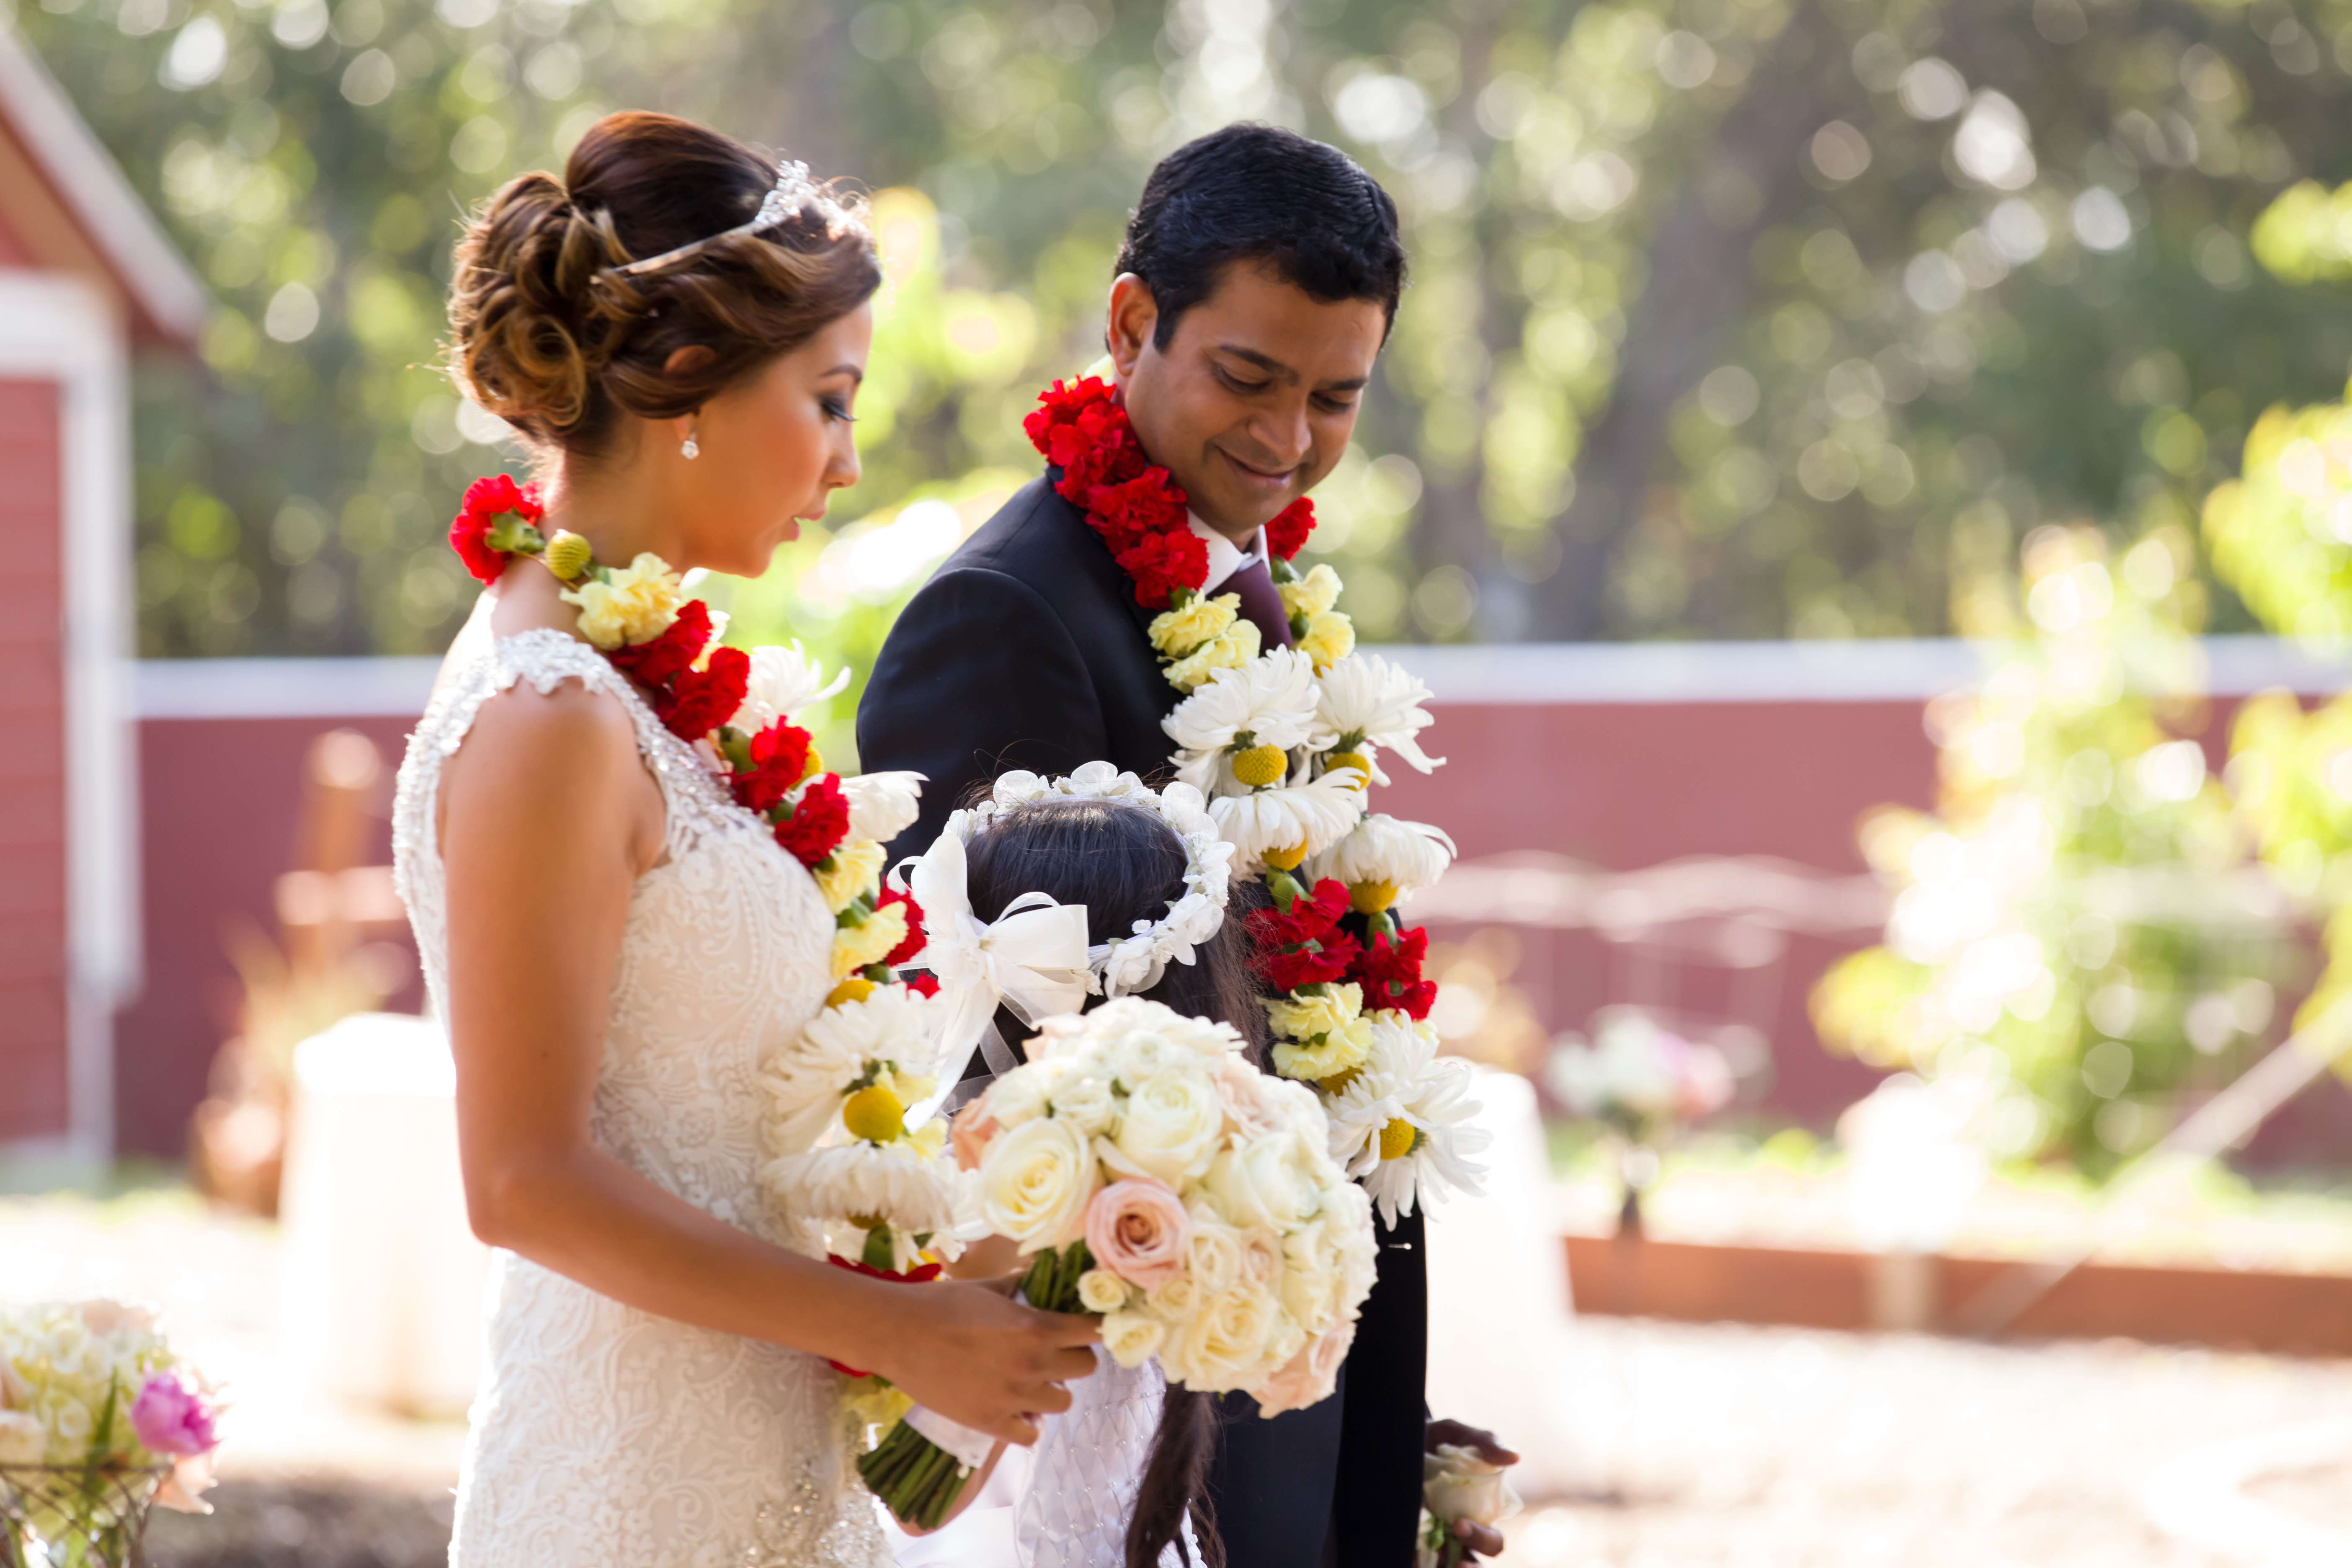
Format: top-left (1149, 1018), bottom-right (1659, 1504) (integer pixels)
top-left (903, 833), bottom-right (1094, 1114)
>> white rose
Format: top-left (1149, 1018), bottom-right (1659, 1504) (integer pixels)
top-left (1050, 1073), bottom-right (1119, 1137)
top-left (1182, 1209), bottom-right (1244, 1295)
top-left (1148, 1273), bottom-right (1202, 1322)
top-left (1424, 1444), bottom-right (1523, 1529)
top-left (1237, 1227), bottom-right (1285, 1297)
top-left (986, 1068), bottom-right (1052, 1130)
top-left (1204, 1130), bottom-right (1319, 1231)
top-left (1078, 1269), bottom-right (1132, 1314)
top-left (1101, 1312), bottom-right (1167, 1369)
top-left (0, 1410), bottom-right (44, 1465)
top-left (979, 1117), bottom-right (1100, 1250)
top-left (1109, 1032), bottom-right (1187, 1088)
top-left (1108, 1069), bottom-right (1225, 1185)
top-left (1172, 1288), bottom-right (1279, 1393)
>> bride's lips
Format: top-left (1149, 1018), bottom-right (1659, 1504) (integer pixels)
top-left (1216, 447), bottom-right (1299, 495)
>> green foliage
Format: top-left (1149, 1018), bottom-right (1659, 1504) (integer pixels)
top-left (1811, 525), bottom-right (2305, 1175)
top-left (26, 0), bottom-right (2352, 653)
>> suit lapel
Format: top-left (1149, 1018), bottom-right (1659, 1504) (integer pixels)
top-left (1043, 464), bottom-right (1164, 640)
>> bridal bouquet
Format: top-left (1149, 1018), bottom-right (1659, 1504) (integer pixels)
top-left (1, 1300), bottom-right (222, 1566)
top-left (857, 997), bottom-right (1379, 1529)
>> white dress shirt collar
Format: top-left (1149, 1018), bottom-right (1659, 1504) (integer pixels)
top-left (1186, 512), bottom-right (1267, 594)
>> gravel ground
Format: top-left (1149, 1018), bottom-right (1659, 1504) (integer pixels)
top-left (1502, 1317), bottom-right (2352, 1568)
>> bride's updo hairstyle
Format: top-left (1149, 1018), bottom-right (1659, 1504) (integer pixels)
top-left (447, 111), bottom-right (879, 457)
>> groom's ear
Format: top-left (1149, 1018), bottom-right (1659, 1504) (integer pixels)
top-left (1105, 273), bottom-right (1158, 384)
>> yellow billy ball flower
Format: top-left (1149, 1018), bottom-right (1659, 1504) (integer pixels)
top-left (825, 976), bottom-right (876, 1008)
top-left (1149, 593), bottom-right (1240, 657)
top-left (542, 530), bottom-right (594, 581)
top-left (1261, 839), bottom-right (1310, 871)
top-left (1323, 750), bottom-right (1372, 789)
top-left (1230, 743), bottom-right (1289, 788)
top-left (1349, 879), bottom-right (1398, 914)
top-left (1378, 1117), bottom-right (1420, 1161)
top-left (843, 1083), bottom-right (907, 1143)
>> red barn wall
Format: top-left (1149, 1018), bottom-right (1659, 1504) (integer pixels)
top-left (0, 377), bottom-right (67, 1139)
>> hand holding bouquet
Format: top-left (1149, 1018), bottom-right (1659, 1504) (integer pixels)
top-left (1, 1300), bottom-right (223, 1564)
top-left (859, 997), bottom-right (1379, 1528)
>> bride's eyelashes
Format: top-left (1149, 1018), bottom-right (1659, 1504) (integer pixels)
top-left (819, 392), bottom-right (858, 424)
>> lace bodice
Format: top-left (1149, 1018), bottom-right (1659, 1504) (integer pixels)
top-left (392, 627), bottom-right (889, 1568)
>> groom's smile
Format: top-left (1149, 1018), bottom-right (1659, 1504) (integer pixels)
top-left (1109, 260), bottom-right (1388, 546)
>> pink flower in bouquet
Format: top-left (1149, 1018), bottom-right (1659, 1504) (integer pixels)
top-left (1084, 1180), bottom-right (1192, 1292)
top-left (1251, 1320), bottom-right (1355, 1417)
top-left (950, 1091), bottom-right (999, 1173)
top-left (131, 1372), bottom-right (218, 1457)
top-left (1208, 1054), bottom-right (1288, 1139)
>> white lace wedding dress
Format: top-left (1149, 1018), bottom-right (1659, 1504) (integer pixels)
top-left (394, 628), bottom-right (892, 1568)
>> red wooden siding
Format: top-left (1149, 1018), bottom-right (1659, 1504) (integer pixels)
top-left (0, 377), bottom-right (67, 1137)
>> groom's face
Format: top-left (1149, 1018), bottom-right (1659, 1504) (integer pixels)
top-left (1108, 262), bottom-right (1386, 544)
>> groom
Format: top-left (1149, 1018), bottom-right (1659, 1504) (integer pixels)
top-left (858, 125), bottom-right (1510, 1565)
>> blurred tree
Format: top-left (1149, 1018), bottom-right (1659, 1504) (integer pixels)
top-left (21, 0), bottom-right (2352, 656)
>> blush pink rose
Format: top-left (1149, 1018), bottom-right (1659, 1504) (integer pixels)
top-left (131, 1372), bottom-right (218, 1457)
top-left (1084, 1179), bottom-right (1192, 1292)
top-left (1208, 1055), bottom-right (1287, 1139)
top-left (950, 1093), bottom-right (1000, 1173)
top-left (1250, 1321), bottom-right (1355, 1417)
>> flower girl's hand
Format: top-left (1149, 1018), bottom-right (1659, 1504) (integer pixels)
top-left (867, 1275), bottom-right (1100, 1445)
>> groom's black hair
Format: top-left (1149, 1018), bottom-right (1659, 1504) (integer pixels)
top-left (1118, 122), bottom-right (1407, 346)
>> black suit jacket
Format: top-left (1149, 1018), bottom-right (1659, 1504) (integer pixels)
top-left (856, 471), bottom-right (1427, 1568)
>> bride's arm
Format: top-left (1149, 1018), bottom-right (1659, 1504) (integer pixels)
top-left (440, 678), bottom-right (1096, 1444)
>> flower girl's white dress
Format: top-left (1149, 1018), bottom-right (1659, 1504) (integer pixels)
top-left (395, 628), bottom-right (891, 1568)
top-left (888, 1344), bottom-right (1199, 1568)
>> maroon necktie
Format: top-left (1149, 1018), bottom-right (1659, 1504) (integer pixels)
top-left (1216, 557), bottom-right (1294, 649)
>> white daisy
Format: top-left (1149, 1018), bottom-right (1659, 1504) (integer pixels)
top-left (1208, 774), bottom-right (1365, 874)
top-left (764, 1140), bottom-right (961, 1254)
top-left (1346, 1015), bottom-right (1491, 1227)
top-left (1163, 649), bottom-right (1322, 777)
top-left (733, 641), bottom-right (853, 732)
top-left (842, 770), bottom-right (924, 845)
top-left (760, 986), bottom-right (946, 1153)
top-left (1309, 654), bottom-right (1444, 774)
top-left (1305, 814), bottom-right (1456, 902)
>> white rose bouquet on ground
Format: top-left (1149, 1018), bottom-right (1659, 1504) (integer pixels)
top-left (856, 996), bottom-right (1379, 1529)
top-left (0, 1300), bottom-right (223, 1562)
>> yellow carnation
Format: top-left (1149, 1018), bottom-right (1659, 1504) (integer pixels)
top-left (1277, 563), bottom-right (1343, 621)
top-left (1296, 609), bottom-right (1355, 673)
top-left (845, 1378), bottom-right (913, 1429)
top-left (1263, 982), bottom-right (1364, 1042)
top-left (1272, 1016), bottom-right (1374, 1081)
top-left (560, 552), bottom-right (683, 650)
top-left (1150, 593), bottom-right (1240, 657)
top-left (815, 839), bottom-right (885, 912)
top-left (1164, 621), bottom-right (1262, 691)
top-left (833, 903), bottom-right (907, 978)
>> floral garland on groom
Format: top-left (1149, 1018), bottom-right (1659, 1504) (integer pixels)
top-left (1025, 376), bottom-right (1488, 1222)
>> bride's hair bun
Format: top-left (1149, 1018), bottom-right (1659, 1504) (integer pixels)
top-left (446, 111), bottom-right (878, 455)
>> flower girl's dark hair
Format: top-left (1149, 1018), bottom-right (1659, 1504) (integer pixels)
top-left (964, 793), bottom-right (1264, 1568)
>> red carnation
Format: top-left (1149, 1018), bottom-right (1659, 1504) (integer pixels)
top-left (903, 972), bottom-right (941, 998)
top-left (1265, 497), bottom-right (1316, 562)
top-left (735, 720), bottom-right (815, 812)
top-left (653, 646), bottom-right (748, 743)
top-left (449, 474), bottom-right (544, 585)
top-left (1351, 926), bottom-right (1435, 1020)
top-left (1088, 472), bottom-right (1189, 548)
top-left (607, 599), bottom-right (712, 686)
top-left (775, 774), bottom-right (851, 867)
top-left (1115, 529), bottom-right (1210, 608)
top-left (1248, 878), bottom-right (1351, 949)
top-left (878, 885), bottom-right (927, 966)
top-left (1260, 936), bottom-right (1359, 991)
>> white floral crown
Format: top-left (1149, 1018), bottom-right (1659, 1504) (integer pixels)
top-left (945, 761), bottom-right (1235, 998)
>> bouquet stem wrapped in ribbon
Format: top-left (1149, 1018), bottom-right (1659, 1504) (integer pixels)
top-left (856, 997), bottom-right (1379, 1531)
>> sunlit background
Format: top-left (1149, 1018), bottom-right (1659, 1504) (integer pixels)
top-left (9, 0), bottom-right (2352, 1560)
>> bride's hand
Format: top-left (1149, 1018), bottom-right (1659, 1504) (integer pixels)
top-left (863, 1274), bottom-right (1099, 1446)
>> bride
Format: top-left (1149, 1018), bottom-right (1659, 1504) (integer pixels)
top-left (394, 111), bottom-right (1098, 1567)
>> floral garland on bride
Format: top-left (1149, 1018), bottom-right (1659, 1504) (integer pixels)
top-left (449, 475), bottom-right (966, 1430)
top-left (1024, 379), bottom-right (1489, 1223)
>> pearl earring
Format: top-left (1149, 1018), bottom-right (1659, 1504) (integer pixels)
top-left (681, 431), bottom-right (701, 460)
